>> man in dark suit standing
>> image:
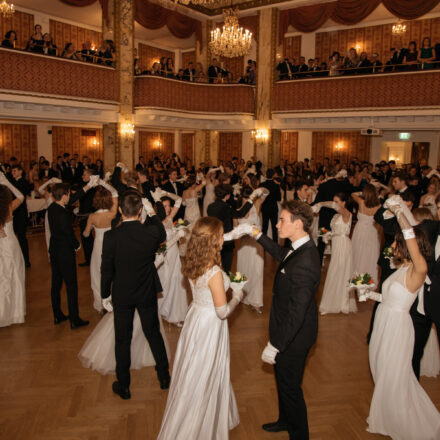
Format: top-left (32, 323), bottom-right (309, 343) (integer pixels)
top-left (207, 184), bottom-right (254, 273)
top-left (208, 58), bottom-right (223, 83)
top-left (276, 57), bottom-right (295, 80)
top-left (161, 169), bottom-right (184, 220)
top-left (135, 155), bottom-right (146, 171)
top-left (101, 191), bottom-right (170, 399)
top-left (251, 200), bottom-right (321, 440)
top-left (11, 165), bottom-right (31, 267)
top-left (261, 168), bottom-right (281, 244)
top-left (38, 160), bottom-right (57, 180)
top-left (48, 183), bottom-right (89, 329)
top-left (183, 61), bottom-right (196, 81)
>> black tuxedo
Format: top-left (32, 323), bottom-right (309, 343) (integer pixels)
top-left (260, 179), bottom-right (281, 243)
top-left (12, 177), bottom-right (31, 266)
top-left (183, 68), bottom-right (195, 81)
top-left (38, 168), bottom-right (57, 180)
top-left (276, 61), bottom-right (295, 80)
top-left (258, 235), bottom-right (321, 440)
top-left (162, 180), bottom-right (184, 220)
top-left (101, 218), bottom-right (169, 388)
top-left (207, 199), bottom-right (252, 272)
top-left (48, 202), bottom-right (81, 321)
top-left (135, 162), bottom-right (146, 171)
top-left (208, 65), bottom-right (223, 83)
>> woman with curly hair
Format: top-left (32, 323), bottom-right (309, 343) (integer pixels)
top-left (158, 217), bottom-right (243, 439)
top-left (0, 173), bottom-right (26, 327)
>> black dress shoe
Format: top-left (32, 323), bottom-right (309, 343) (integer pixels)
top-left (262, 421), bottom-right (289, 432)
top-left (78, 262), bottom-right (90, 267)
top-left (159, 375), bottom-right (170, 390)
top-left (70, 318), bottom-right (90, 329)
top-left (54, 314), bottom-right (69, 325)
top-left (112, 381), bottom-right (131, 400)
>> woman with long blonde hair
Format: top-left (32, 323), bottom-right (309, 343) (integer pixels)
top-left (158, 217), bottom-right (242, 440)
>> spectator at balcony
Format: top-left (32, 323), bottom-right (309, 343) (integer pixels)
top-left (404, 41), bottom-right (418, 71)
top-left (239, 60), bottom-right (256, 84)
top-left (221, 64), bottom-right (233, 83)
top-left (307, 58), bottom-right (321, 77)
top-left (276, 57), bottom-right (295, 80)
top-left (164, 57), bottom-right (175, 78)
top-left (357, 51), bottom-right (372, 74)
top-left (390, 42), bottom-right (407, 71)
top-left (194, 62), bottom-right (208, 83)
top-left (214, 72), bottom-right (224, 84)
top-left (42, 33), bottom-right (57, 56)
top-left (81, 40), bottom-right (95, 63)
top-left (98, 40), bottom-right (115, 67)
top-left (183, 61), bottom-right (195, 81)
top-left (329, 51), bottom-right (343, 76)
top-left (295, 56), bottom-right (309, 78)
top-left (134, 48), bottom-right (141, 75)
top-left (371, 53), bottom-right (383, 73)
top-left (62, 42), bottom-right (79, 60)
top-left (176, 69), bottom-right (184, 80)
top-left (26, 24), bottom-right (44, 53)
top-left (151, 62), bottom-right (161, 76)
top-left (343, 47), bottom-right (359, 74)
top-left (208, 58), bottom-right (224, 83)
top-left (159, 56), bottom-right (166, 75)
top-left (2, 30), bottom-right (17, 49)
top-left (418, 37), bottom-right (436, 70)
top-left (319, 61), bottom-right (329, 75)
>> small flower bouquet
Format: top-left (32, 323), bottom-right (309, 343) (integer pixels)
top-left (174, 218), bottom-right (189, 228)
top-left (318, 227), bottom-right (331, 244)
top-left (318, 227), bottom-right (328, 236)
top-left (383, 246), bottom-right (393, 260)
top-left (157, 242), bottom-right (167, 255)
top-left (229, 271), bottom-right (248, 294)
top-left (349, 273), bottom-right (376, 302)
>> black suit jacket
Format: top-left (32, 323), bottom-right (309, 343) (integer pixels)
top-left (183, 68), bottom-right (195, 81)
top-left (260, 179), bottom-right (281, 212)
top-left (12, 177), bottom-right (31, 221)
top-left (162, 180), bottom-right (183, 197)
top-left (101, 218), bottom-right (166, 306)
top-left (38, 168), bottom-right (57, 180)
top-left (208, 65), bottom-right (223, 83)
top-left (48, 202), bottom-right (79, 258)
top-left (258, 235), bottom-right (321, 352)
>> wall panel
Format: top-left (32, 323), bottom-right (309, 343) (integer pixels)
top-left (282, 35), bottom-right (301, 61)
top-left (0, 124), bottom-right (38, 170)
top-left (281, 131), bottom-right (298, 162)
top-left (181, 50), bottom-right (196, 70)
top-left (139, 131), bottom-right (174, 162)
top-left (0, 10), bottom-right (34, 50)
top-left (181, 133), bottom-right (194, 162)
top-left (218, 132), bottom-right (242, 163)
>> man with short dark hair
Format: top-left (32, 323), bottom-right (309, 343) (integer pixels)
top-left (208, 58), bottom-right (223, 83)
top-left (183, 61), bottom-right (195, 82)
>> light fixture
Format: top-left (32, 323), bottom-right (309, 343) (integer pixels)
top-left (392, 20), bottom-right (407, 35)
top-left (251, 129), bottom-right (269, 143)
top-left (0, 0), bottom-right (14, 18)
top-left (355, 43), bottom-right (361, 52)
top-left (209, 8), bottom-right (252, 58)
top-left (120, 122), bottom-right (135, 139)
top-left (334, 142), bottom-right (343, 151)
top-left (154, 138), bottom-right (163, 149)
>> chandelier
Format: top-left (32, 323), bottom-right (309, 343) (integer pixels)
top-left (0, 0), bottom-right (15, 17)
top-left (392, 20), bottom-right (407, 35)
top-left (209, 8), bottom-right (252, 58)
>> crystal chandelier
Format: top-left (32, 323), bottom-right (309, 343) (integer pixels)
top-left (209, 8), bottom-right (252, 58)
top-left (0, 0), bottom-right (15, 18)
top-left (392, 20), bottom-right (407, 35)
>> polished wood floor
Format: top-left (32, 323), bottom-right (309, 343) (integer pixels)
top-left (0, 231), bottom-right (439, 440)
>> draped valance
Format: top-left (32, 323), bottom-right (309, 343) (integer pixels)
top-left (279, 0), bottom-right (440, 43)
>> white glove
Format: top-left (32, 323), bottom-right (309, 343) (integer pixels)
top-left (232, 184), bottom-right (242, 197)
top-left (250, 188), bottom-right (264, 200)
top-left (0, 171), bottom-right (7, 185)
top-left (261, 342), bottom-right (279, 365)
top-left (196, 172), bottom-right (204, 182)
top-left (223, 224), bottom-right (255, 241)
top-left (163, 191), bottom-right (182, 208)
top-left (335, 169), bottom-right (347, 179)
top-left (98, 179), bottom-right (118, 198)
top-left (229, 279), bottom-right (247, 298)
top-left (311, 204), bottom-right (321, 214)
top-left (219, 165), bottom-right (224, 173)
top-left (116, 162), bottom-right (128, 173)
top-left (384, 195), bottom-right (417, 226)
top-left (84, 174), bottom-right (99, 191)
top-left (151, 187), bottom-right (164, 202)
top-left (154, 253), bottom-right (165, 268)
top-left (426, 169), bottom-right (439, 179)
top-left (0, 172), bottom-right (24, 200)
top-left (104, 171), bottom-right (112, 182)
top-left (102, 297), bottom-right (113, 312)
top-left (39, 178), bottom-right (60, 195)
top-left (142, 197), bottom-right (155, 217)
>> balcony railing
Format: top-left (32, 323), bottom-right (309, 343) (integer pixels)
top-left (0, 48), bottom-right (118, 102)
top-left (135, 76), bottom-right (255, 114)
top-left (272, 70), bottom-right (440, 112)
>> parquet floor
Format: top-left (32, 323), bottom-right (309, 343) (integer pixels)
top-left (0, 231), bottom-right (439, 440)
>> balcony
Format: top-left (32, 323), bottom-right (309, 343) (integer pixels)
top-left (0, 48), bottom-right (118, 103)
top-left (272, 70), bottom-right (440, 113)
top-left (135, 76), bottom-right (255, 114)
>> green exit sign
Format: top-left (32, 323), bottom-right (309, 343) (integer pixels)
top-left (399, 132), bottom-right (411, 140)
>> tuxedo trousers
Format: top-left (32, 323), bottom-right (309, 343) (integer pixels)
top-left (114, 301), bottom-right (169, 388)
top-left (274, 346), bottom-right (310, 440)
top-left (13, 214), bottom-right (30, 265)
top-left (262, 206), bottom-right (278, 243)
top-left (79, 218), bottom-right (94, 264)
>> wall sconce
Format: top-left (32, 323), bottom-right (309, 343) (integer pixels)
top-left (120, 122), bottom-right (135, 139)
top-left (153, 138), bottom-right (162, 149)
top-left (334, 142), bottom-right (344, 151)
top-left (92, 138), bottom-right (99, 146)
top-left (251, 129), bottom-right (269, 143)
top-left (355, 43), bottom-right (362, 52)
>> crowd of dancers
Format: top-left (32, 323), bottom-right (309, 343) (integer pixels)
top-left (0, 153), bottom-right (440, 439)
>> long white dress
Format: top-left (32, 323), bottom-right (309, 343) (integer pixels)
top-left (0, 221), bottom-right (26, 327)
top-left (420, 326), bottom-right (440, 378)
top-left (183, 197), bottom-right (201, 224)
top-left (157, 219), bottom-right (188, 324)
top-left (78, 309), bottom-right (170, 374)
top-left (319, 213), bottom-right (357, 314)
top-left (237, 206), bottom-right (264, 308)
top-left (90, 223), bottom-right (111, 312)
top-left (367, 265), bottom-right (440, 439)
top-left (157, 265), bottom-right (239, 439)
top-left (203, 182), bottom-right (215, 216)
top-left (352, 212), bottom-right (380, 284)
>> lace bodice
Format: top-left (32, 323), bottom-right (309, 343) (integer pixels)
top-left (189, 265), bottom-right (230, 307)
top-left (381, 265), bottom-right (419, 312)
top-left (330, 213), bottom-right (351, 236)
top-left (183, 197), bottom-right (198, 208)
top-left (357, 212), bottom-right (374, 225)
top-left (238, 205), bottom-right (261, 228)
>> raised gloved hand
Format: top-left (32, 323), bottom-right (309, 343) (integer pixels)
top-left (142, 197), bottom-right (155, 217)
top-left (223, 223), bottom-right (255, 241)
top-left (102, 297), bottom-right (113, 313)
top-left (163, 191), bottom-right (182, 208)
top-left (104, 171), bottom-right (112, 182)
top-left (249, 187), bottom-right (264, 201)
top-left (98, 179), bottom-right (118, 198)
top-left (116, 162), bottom-right (128, 173)
top-left (0, 171), bottom-right (8, 184)
top-left (51, 177), bottom-right (62, 184)
top-left (151, 187), bottom-right (164, 202)
top-left (261, 341), bottom-right (279, 365)
top-left (0, 172), bottom-right (24, 200)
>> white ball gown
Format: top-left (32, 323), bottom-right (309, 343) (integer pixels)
top-left (319, 213), bottom-right (357, 314)
top-left (183, 197), bottom-right (201, 224)
top-left (157, 265), bottom-right (239, 439)
top-left (237, 205), bottom-right (264, 308)
top-left (420, 325), bottom-right (440, 378)
top-left (157, 219), bottom-right (188, 324)
top-left (351, 212), bottom-right (380, 284)
top-left (203, 182), bottom-right (215, 216)
top-left (367, 265), bottom-right (440, 439)
top-left (0, 221), bottom-right (25, 327)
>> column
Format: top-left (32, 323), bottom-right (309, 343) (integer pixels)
top-left (196, 20), bottom-right (211, 70)
top-left (102, 0), bottom-right (115, 41)
top-left (209, 130), bottom-right (219, 165)
top-left (115, 0), bottom-right (135, 168)
top-left (36, 123), bottom-right (53, 161)
top-left (194, 130), bottom-right (209, 167)
top-left (102, 123), bottom-right (117, 171)
top-left (271, 129), bottom-right (281, 168)
top-left (297, 130), bottom-right (313, 161)
top-left (370, 136), bottom-right (383, 165)
top-left (175, 49), bottom-right (182, 72)
top-left (242, 131), bottom-right (254, 161)
top-left (174, 129), bottom-right (182, 157)
top-left (255, 8), bottom-right (277, 167)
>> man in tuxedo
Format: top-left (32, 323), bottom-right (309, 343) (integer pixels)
top-left (276, 57), bottom-right (295, 80)
top-left (208, 58), bottom-right (223, 83)
top-left (38, 160), bottom-right (57, 180)
top-left (295, 56), bottom-right (309, 78)
top-left (390, 44), bottom-right (407, 71)
top-left (183, 61), bottom-right (196, 82)
top-left (60, 153), bottom-right (71, 181)
top-left (161, 169), bottom-right (184, 220)
top-left (254, 200), bottom-right (321, 440)
top-left (137, 169), bottom-right (155, 205)
top-left (101, 191), bottom-right (170, 399)
top-left (260, 169), bottom-right (282, 243)
top-left (207, 184), bottom-right (253, 273)
top-left (48, 183), bottom-right (89, 329)
top-left (135, 156), bottom-right (146, 171)
top-left (11, 165), bottom-right (31, 267)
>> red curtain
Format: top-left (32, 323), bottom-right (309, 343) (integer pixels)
top-left (135, 0), bottom-right (202, 48)
top-left (59, 0), bottom-right (108, 22)
top-left (331, 0), bottom-right (381, 25)
top-left (382, 0), bottom-right (440, 20)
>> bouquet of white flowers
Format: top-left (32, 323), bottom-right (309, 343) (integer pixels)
top-left (229, 271), bottom-right (248, 294)
top-left (174, 218), bottom-right (189, 228)
top-left (349, 273), bottom-right (378, 302)
top-left (318, 227), bottom-right (332, 244)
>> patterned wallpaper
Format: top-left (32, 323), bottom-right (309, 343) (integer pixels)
top-left (181, 133), bottom-right (194, 162)
top-left (312, 131), bottom-right (371, 163)
top-left (218, 132), bottom-right (242, 163)
top-left (0, 124), bottom-right (37, 170)
top-left (282, 36), bottom-right (302, 61)
top-left (0, 10), bottom-right (34, 50)
top-left (52, 127), bottom-right (103, 163)
top-left (315, 17), bottom-right (440, 66)
top-left (139, 131), bottom-right (174, 162)
top-left (280, 131), bottom-right (298, 162)
top-left (138, 43), bottom-right (175, 73)
top-left (181, 50), bottom-right (196, 70)
top-left (49, 19), bottom-right (102, 56)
